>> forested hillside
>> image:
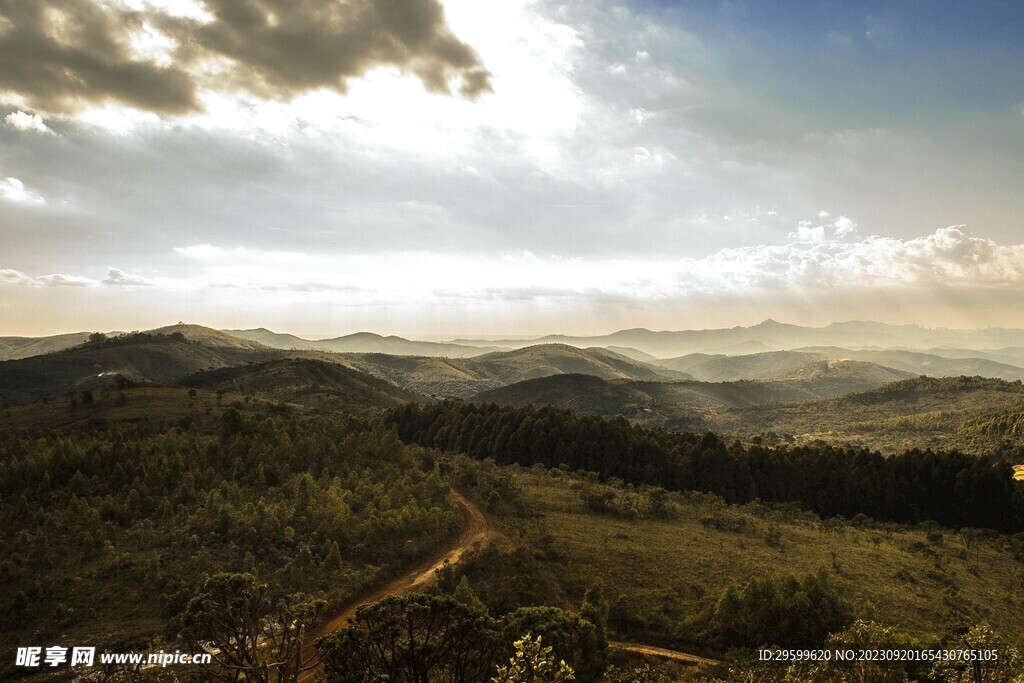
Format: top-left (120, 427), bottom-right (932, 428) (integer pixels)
top-left (0, 410), bottom-right (460, 650)
top-left (714, 376), bottom-right (1024, 454)
top-left (388, 402), bottom-right (1024, 532)
top-left (177, 358), bottom-right (424, 410)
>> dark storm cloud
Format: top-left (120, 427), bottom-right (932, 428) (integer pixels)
top-left (182, 0), bottom-right (492, 99)
top-left (0, 0), bottom-right (491, 115)
top-left (0, 0), bottom-right (198, 113)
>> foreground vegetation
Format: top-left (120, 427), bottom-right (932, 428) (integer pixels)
top-left (434, 457), bottom-right (1024, 680)
top-left (0, 408), bottom-right (460, 659)
top-left (3, 376), bottom-right (1024, 681)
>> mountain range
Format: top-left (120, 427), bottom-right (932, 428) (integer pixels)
top-left (453, 319), bottom-right (1024, 359)
top-left (3, 322), bottom-right (1024, 456)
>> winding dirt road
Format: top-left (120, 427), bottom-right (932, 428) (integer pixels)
top-left (297, 489), bottom-right (715, 680)
top-left (298, 489), bottom-right (492, 681)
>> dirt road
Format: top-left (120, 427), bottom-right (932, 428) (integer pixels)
top-left (609, 641), bottom-right (718, 666)
top-left (297, 489), bottom-right (716, 680)
top-left (298, 489), bottom-right (492, 681)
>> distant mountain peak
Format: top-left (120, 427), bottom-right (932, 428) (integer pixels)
top-left (755, 318), bottom-right (790, 328)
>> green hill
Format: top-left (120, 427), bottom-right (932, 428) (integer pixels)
top-left (655, 350), bottom-right (828, 381)
top-left (713, 375), bottom-right (1024, 454)
top-left (797, 347), bottom-right (1024, 381)
top-left (472, 361), bottom-right (915, 432)
top-left (339, 344), bottom-right (691, 398)
top-left (0, 333), bottom-right (284, 406)
top-left (178, 358), bottom-right (423, 409)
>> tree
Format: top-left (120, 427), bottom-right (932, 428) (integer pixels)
top-left (317, 594), bottom-right (502, 683)
top-left (491, 634), bottom-right (575, 683)
top-left (580, 580), bottom-right (609, 651)
top-left (180, 573), bottom-right (323, 683)
top-left (791, 620), bottom-right (921, 682)
top-left (502, 607), bottom-right (604, 682)
top-left (931, 622), bottom-right (1024, 683)
top-left (707, 571), bottom-right (853, 649)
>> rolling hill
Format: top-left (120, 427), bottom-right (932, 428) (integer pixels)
top-left (469, 344), bottom-right (691, 382)
top-left (472, 360), bottom-right (915, 431)
top-left (225, 328), bottom-right (495, 357)
top-left (452, 320), bottom-right (1024, 357)
top-left (0, 330), bottom-right (694, 407)
top-left (656, 350), bottom-right (829, 381)
top-left (339, 344), bottom-right (692, 398)
top-left (177, 358), bottom-right (423, 409)
top-left (149, 323), bottom-right (269, 350)
top-left (711, 375), bottom-right (1024, 454)
top-left (0, 332), bottom-right (93, 361)
top-left (796, 347), bottom-right (1024, 381)
top-left (0, 333), bottom-right (285, 406)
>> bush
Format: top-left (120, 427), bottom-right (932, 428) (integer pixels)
top-left (703, 571), bottom-right (854, 649)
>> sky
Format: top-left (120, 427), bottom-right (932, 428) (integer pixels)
top-left (2, 0), bottom-right (1024, 338)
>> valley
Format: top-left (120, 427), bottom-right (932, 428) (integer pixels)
top-left (2, 321), bottom-right (1024, 682)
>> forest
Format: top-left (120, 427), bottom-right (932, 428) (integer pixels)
top-left (0, 409), bottom-right (459, 646)
top-left (2, 394), bottom-right (1024, 681)
top-left (387, 401), bottom-right (1024, 532)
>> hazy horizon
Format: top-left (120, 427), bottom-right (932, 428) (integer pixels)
top-left (8, 316), bottom-right (1024, 345)
top-left (4, 0), bottom-right (1024, 337)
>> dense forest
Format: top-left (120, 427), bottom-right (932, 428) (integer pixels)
top-left (388, 402), bottom-right (1024, 532)
top-left (0, 410), bottom-right (460, 646)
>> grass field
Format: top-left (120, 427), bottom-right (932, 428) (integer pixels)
top-left (0, 385), bottom-right (290, 432)
top-left (498, 469), bottom-right (1024, 653)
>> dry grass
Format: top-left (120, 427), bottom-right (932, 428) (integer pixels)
top-left (508, 470), bottom-right (1024, 648)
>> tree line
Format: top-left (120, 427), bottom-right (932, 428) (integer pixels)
top-left (387, 402), bottom-right (1024, 532)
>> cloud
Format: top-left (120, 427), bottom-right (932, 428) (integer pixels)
top-left (0, 268), bottom-right (95, 286)
top-left (788, 222), bottom-right (827, 243)
top-left (0, 177), bottom-right (44, 203)
top-left (0, 1), bottom-right (199, 114)
top-left (0, 268), bottom-right (34, 285)
top-left (3, 110), bottom-right (55, 134)
top-left (35, 273), bottom-right (94, 286)
top-left (166, 225), bottom-right (1024, 306)
top-left (102, 266), bottom-right (156, 286)
top-left (0, 266), bottom-right (161, 288)
top-left (692, 226), bottom-right (1024, 291)
top-left (6, 225), bottom-right (1024, 335)
top-left (833, 215), bottom-right (857, 237)
top-left (0, 0), bottom-right (491, 115)
top-left (185, 0), bottom-right (492, 100)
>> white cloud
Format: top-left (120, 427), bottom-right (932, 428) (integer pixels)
top-left (4, 110), bottom-right (54, 134)
top-left (1, 267), bottom-right (158, 288)
top-left (0, 177), bottom-right (45, 203)
top-left (36, 273), bottom-right (94, 287)
top-left (692, 226), bottom-right (1024, 291)
top-left (103, 267), bottom-right (158, 286)
top-left (166, 225), bottom-right (1024, 307)
top-left (833, 215), bottom-right (857, 237)
top-left (7, 225), bottom-right (1024, 336)
top-left (0, 269), bottom-right (95, 286)
top-left (0, 269), bottom-right (34, 284)
top-left (789, 222), bottom-right (827, 243)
